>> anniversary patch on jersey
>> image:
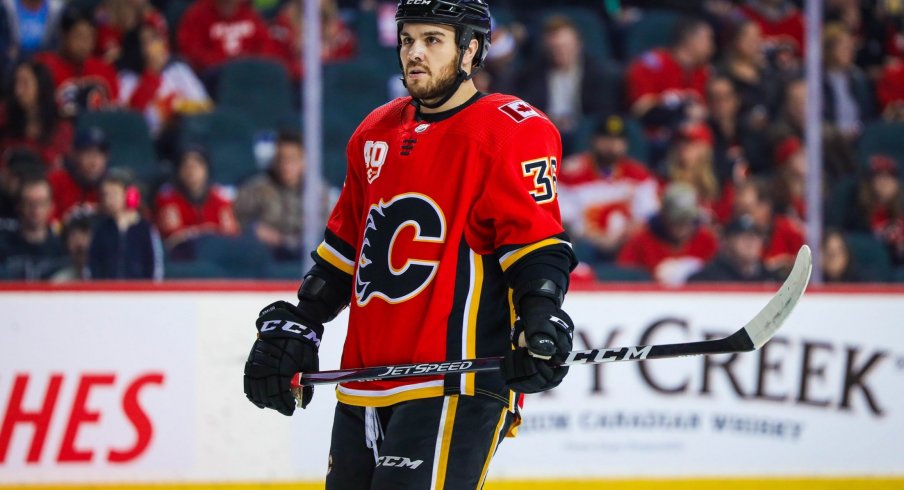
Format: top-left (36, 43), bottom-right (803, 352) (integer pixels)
top-left (498, 100), bottom-right (540, 123)
top-left (365, 140), bottom-right (389, 183)
top-left (356, 193), bottom-right (446, 306)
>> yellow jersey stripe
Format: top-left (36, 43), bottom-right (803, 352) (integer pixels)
top-left (498, 238), bottom-right (565, 271)
top-left (431, 395), bottom-right (459, 490)
top-left (316, 242), bottom-right (355, 275)
top-left (462, 251), bottom-right (483, 396)
top-left (335, 385), bottom-right (444, 408)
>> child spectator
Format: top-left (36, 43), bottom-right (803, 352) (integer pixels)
top-left (0, 176), bottom-right (65, 280)
top-left (50, 213), bottom-right (91, 282)
top-left (154, 146), bottom-right (238, 252)
top-left (47, 126), bottom-right (109, 221)
top-left (557, 114), bottom-right (659, 261)
top-left (1, 60), bottom-right (73, 168)
top-left (234, 130), bottom-right (306, 260)
top-left (617, 182), bottom-right (719, 286)
top-left (33, 6), bottom-right (119, 118)
top-left (119, 22), bottom-right (211, 137)
top-left (89, 170), bottom-right (162, 279)
top-left (176, 0), bottom-right (272, 76)
top-left (689, 214), bottom-right (777, 282)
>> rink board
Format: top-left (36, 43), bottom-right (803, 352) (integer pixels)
top-left (0, 284), bottom-right (902, 487)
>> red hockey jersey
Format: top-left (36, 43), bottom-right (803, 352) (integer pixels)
top-left (154, 184), bottom-right (239, 246)
top-left (314, 94), bottom-right (569, 408)
top-left (33, 52), bottom-right (119, 118)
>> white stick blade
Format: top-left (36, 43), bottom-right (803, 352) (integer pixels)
top-left (743, 245), bottom-right (813, 349)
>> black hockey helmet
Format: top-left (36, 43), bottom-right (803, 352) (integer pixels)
top-left (395, 0), bottom-right (492, 68)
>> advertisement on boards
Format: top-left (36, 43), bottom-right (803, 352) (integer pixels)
top-left (0, 288), bottom-right (902, 485)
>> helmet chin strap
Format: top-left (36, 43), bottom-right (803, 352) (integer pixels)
top-left (403, 27), bottom-right (481, 111)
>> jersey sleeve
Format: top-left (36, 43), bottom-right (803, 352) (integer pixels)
top-left (469, 116), bottom-right (575, 287)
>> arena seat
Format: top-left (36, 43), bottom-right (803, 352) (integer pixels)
top-left (77, 110), bottom-right (160, 183)
top-left (624, 9), bottom-right (680, 60)
top-left (217, 57), bottom-right (295, 131)
top-left (192, 234), bottom-right (274, 279)
top-left (592, 263), bottom-right (653, 282)
top-left (179, 108), bottom-right (258, 186)
top-left (163, 258), bottom-right (228, 279)
top-left (844, 232), bottom-right (893, 282)
top-left (323, 59), bottom-right (395, 186)
top-left (857, 122), bottom-right (904, 174)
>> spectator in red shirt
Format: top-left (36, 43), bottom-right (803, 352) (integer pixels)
top-left (93, 0), bottom-right (167, 65)
top-left (617, 182), bottom-right (719, 286)
top-left (154, 146), bottom-right (239, 252)
top-left (33, 6), bottom-right (119, 118)
top-left (47, 126), bottom-right (109, 221)
top-left (876, 58), bottom-right (904, 121)
top-left (176, 0), bottom-right (272, 76)
top-left (737, 0), bottom-right (805, 57)
top-left (731, 177), bottom-right (805, 275)
top-left (269, 0), bottom-right (357, 81)
top-left (626, 17), bottom-right (714, 140)
top-left (558, 114), bottom-right (659, 261)
top-left (0, 60), bottom-right (74, 168)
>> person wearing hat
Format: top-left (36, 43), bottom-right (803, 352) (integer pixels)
top-left (689, 214), bottom-right (777, 282)
top-left (47, 125), bottom-right (110, 221)
top-left (154, 145), bottom-right (238, 252)
top-left (617, 182), bottom-right (719, 285)
top-left (558, 113), bottom-right (660, 261)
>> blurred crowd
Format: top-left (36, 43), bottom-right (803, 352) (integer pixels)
top-left (0, 0), bottom-right (902, 284)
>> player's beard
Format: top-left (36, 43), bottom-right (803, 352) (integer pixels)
top-left (405, 57), bottom-right (461, 103)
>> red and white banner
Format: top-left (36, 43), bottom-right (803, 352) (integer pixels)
top-left (0, 286), bottom-right (902, 484)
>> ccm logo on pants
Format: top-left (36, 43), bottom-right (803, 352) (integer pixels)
top-left (376, 456), bottom-right (423, 469)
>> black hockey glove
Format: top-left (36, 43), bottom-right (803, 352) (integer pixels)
top-left (501, 297), bottom-right (574, 394)
top-left (244, 301), bottom-right (323, 416)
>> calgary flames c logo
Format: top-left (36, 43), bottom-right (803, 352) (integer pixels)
top-left (355, 193), bottom-right (446, 306)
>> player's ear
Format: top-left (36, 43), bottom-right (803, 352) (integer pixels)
top-left (461, 38), bottom-right (479, 71)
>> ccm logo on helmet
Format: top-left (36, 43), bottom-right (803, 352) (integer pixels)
top-left (405, 0), bottom-right (432, 4)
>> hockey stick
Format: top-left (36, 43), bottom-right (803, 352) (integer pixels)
top-left (291, 245), bottom-right (812, 394)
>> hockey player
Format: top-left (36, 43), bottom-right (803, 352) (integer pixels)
top-left (244, 1), bottom-right (576, 488)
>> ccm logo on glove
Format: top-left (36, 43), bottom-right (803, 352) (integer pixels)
top-left (260, 320), bottom-right (321, 347)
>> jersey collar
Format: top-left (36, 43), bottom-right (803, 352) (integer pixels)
top-left (414, 92), bottom-right (486, 123)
